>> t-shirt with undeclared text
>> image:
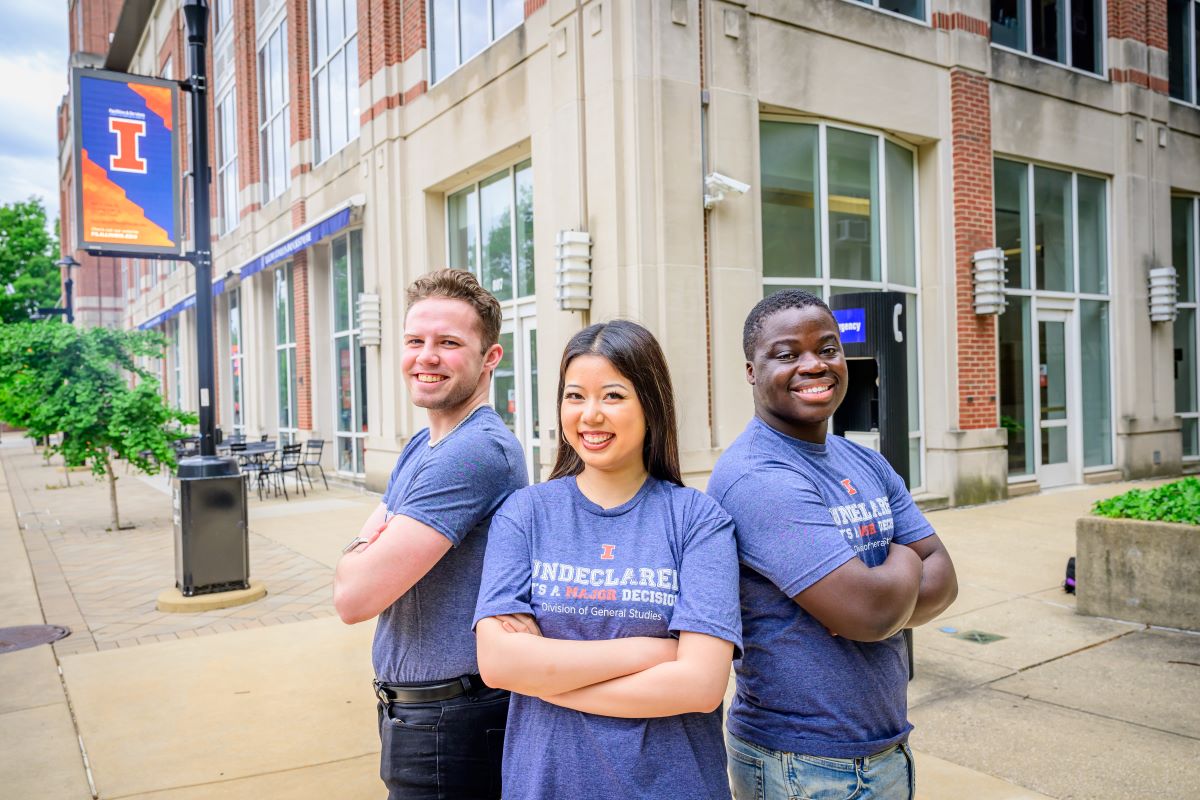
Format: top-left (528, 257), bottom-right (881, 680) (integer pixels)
top-left (372, 406), bottom-right (527, 684)
top-left (707, 417), bottom-right (935, 759)
top-left (473, 475), bottom-right (742, 800)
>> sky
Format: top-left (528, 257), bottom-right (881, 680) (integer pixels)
top-left (0, 2), bottom-right (70, 223)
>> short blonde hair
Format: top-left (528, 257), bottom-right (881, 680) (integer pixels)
top-left (405, 269), bottom-right (502, 350)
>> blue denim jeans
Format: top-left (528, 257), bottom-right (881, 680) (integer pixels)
top-left (377, 686), bottom-right (509, 800)
top-left (726, 731), bottom-right (915, 800)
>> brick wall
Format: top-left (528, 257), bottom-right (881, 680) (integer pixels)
top-left (69, 0), bottom-right (122, 58)
top-left (401, 0), bottom-right (427, 62)
top-left (235, 0), bottom-right (262, 212)
top-left (950, 68), bottom-right (998, 431)
top-left (1109, 0), bottom-right (1168, 51)
top-left (292, 251), bottom-right (313, 431)
top-left (288, 0), bottom-right (313, 174)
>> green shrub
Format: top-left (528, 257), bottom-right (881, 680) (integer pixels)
top-left (1092, 478), bottom-right (1200, 525)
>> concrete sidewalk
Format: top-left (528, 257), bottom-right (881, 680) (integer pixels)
top-left (1, 435), bottom-right (1197, 799)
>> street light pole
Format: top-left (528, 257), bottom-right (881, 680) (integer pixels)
top-left (182, 0), bottom-right (216, 458)
top-left (169, 0), bottom-right (249, 602)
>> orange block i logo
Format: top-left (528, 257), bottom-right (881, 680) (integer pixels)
top-left (599, 544), bottom-right (616, 560)
top-left (840, 479), bottom-right (857, 496)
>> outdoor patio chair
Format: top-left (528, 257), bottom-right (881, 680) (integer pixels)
top-left (301, 439), bottom-right (328, 490)
top-left (245, 450), bottom-right (276, 501)
top-left (270, 443), bottom-right (307, 500)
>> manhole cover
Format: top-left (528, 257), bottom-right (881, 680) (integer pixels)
top-left (952, 629), bottom-right (1006, 644)
top-left (0, 625), bottom-right (71, 654)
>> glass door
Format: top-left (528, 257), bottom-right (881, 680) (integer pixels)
top-left (1036, 308), bottom-right (1077, 487)
top-left (491, 307), bottom-right (539, 482)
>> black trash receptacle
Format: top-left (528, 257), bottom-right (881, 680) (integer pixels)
top-left (173, 456), bottom-right (249, 596)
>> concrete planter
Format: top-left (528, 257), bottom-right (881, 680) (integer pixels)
top-left (1076, 516), bottom-right (1200, 631)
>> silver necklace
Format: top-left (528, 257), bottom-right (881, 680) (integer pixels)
top-left (428, 403), bottom-right (489, 448)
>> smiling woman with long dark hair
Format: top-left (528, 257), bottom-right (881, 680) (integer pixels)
top-left (472, 319), bottom-right (742, 799)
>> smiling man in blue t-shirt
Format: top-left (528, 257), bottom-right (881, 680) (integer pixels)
top-left (333, 269), bottom-right (527, 799)
top-left (708, 289), bottom-right (958, 800)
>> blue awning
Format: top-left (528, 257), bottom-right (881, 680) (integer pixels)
top-left (135, 200), bottom-right (358, 331)
top-left (137, 276), bottom-right (224, 330)
top-left (239, 206), bottom-right (353, 280)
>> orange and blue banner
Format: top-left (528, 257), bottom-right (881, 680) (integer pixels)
top-left (72, 68), bottom-right (181, 255)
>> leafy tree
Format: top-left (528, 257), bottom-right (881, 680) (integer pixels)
top-left (0, 322), bottom-right (196, 530)
top-left (0, 198), bottom-right (62, 324)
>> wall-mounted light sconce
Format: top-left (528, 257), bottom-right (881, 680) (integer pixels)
top-left (1148, 266), bottom-right (1178, 323)
top-left (357, 292), bottom-right (382, 346)
top-left (555, 230), bottom-right (592, 311)
top-left (972, 247), bottom-right (1007, 315)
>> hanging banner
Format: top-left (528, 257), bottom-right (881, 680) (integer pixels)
top-left (71, 68), bottom-right (181, 255)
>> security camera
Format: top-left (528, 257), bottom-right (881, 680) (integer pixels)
top-left (704, 171), bottom-right (751, 209)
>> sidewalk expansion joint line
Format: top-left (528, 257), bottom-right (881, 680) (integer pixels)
top-left (989, 686), bottom-right (1200, 742)
top-left (2, 448), bottom-right (100, 798)
top-left (989, 627), bottom-right (1143, 678)
top-left (102, 752), bottom-right (380, 799)
top-left (0, 700), bottom-right (71, 716)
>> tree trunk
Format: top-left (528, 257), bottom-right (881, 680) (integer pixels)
top-left (105, 456), bottom-right (123, 530)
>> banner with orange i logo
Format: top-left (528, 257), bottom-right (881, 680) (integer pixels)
top-left (71, 68), bottom-right (182, 255)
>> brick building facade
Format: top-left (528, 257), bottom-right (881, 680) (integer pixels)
top-left (56, 0), bottom-right (1200, 505)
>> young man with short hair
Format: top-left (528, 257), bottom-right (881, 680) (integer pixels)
top-left (708, 289), bottom-right (958, 799)
top-left (334, 269), bottom-right (527, 800)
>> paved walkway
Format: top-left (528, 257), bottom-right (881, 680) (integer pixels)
top-left (3, 446), bottom-right (344, 658)
top-left (1, 434), bottom-right (1197, 799)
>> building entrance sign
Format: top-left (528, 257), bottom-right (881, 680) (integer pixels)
top-left (71, 68), bottom-right (182, 256)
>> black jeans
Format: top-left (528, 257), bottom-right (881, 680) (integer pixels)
top-left (377, 685), bottom-right (509, 800)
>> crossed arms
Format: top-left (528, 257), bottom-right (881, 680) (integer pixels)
top-left (475, 617), bottom-right (733, 718)
top-left (796, 533), bottom-right (957, 641)
top-left (333, 503), bottom-right (452, 624)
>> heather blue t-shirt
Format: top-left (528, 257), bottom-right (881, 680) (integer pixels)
top-left (707, 417), bottom-right (934, 759)
top-left (372, 405), bottom-right (527, 683)
top-left (473, 475), bottom-right (742, 800)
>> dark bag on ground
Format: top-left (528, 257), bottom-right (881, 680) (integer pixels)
top-left (1063, 556), bottom-right (1076, 594)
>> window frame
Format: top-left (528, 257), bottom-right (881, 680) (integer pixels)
top-left (274, 262), bottom-right (300, 443)
top-left (1174, 195), bottom-right (1200, 459)
top-left (994, 156), bottom-right (1116, 480)
top-left (427, 0), bottom-right (526, 86)
top-left (1168, 0), bottom-right (1200, 106)
top-left (215, 89), bottom-right (240, 234)
top-left (443, 158), bottom-right (540, 478)
top-left (990, 0), bottom-right (1109, 78)
top-left (258, 8), bottom-right (291, 203)
top-left (839, 0), bottom-right (930, 26)
top-left (309, 0), bottom-right (360, 164)
top-left (758, 116), bottom-right (926, 491)
top-left (329, 229), bottom-right (368, 476)
top-left (227, 287), bottom-right (246, 436)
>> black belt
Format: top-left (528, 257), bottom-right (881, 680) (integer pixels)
top-left (373, 674), bottom-right (487, 705)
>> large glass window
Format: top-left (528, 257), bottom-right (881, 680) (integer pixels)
top-left (447, 159), bottom-right (539, 478)
top-left (228, 289), bottom-right (245, 436)
top-left (996, 157), bottom-right (1112, 477)
top-left (331, 230), bottom-right (368, 475)
top-left (259, 13), bottom-right (290, 202)
top-left (275, 262), bottom-right (299, 442)
top-left (1174, 196), bottom-right (1200, 457)
top-left (171, 317), bottom-right (185, 409)
top-left (760, 120), bottom-right (923, 488)
top-left (311, 0), bottom-right (359, 162)
top-left (429, 0), bottom-right (524, 84)
top-left (1169, 0), bottom-right (1200, 103)
top-left (849, 0), bottom-right (926, 22)
top-left (216, 91), bottom-right (239, 234)
top-left (990, 0), bottom-right (1104, 74)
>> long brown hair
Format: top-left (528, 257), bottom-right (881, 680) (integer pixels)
top-left (549, 320), bottom-right (683, 486)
